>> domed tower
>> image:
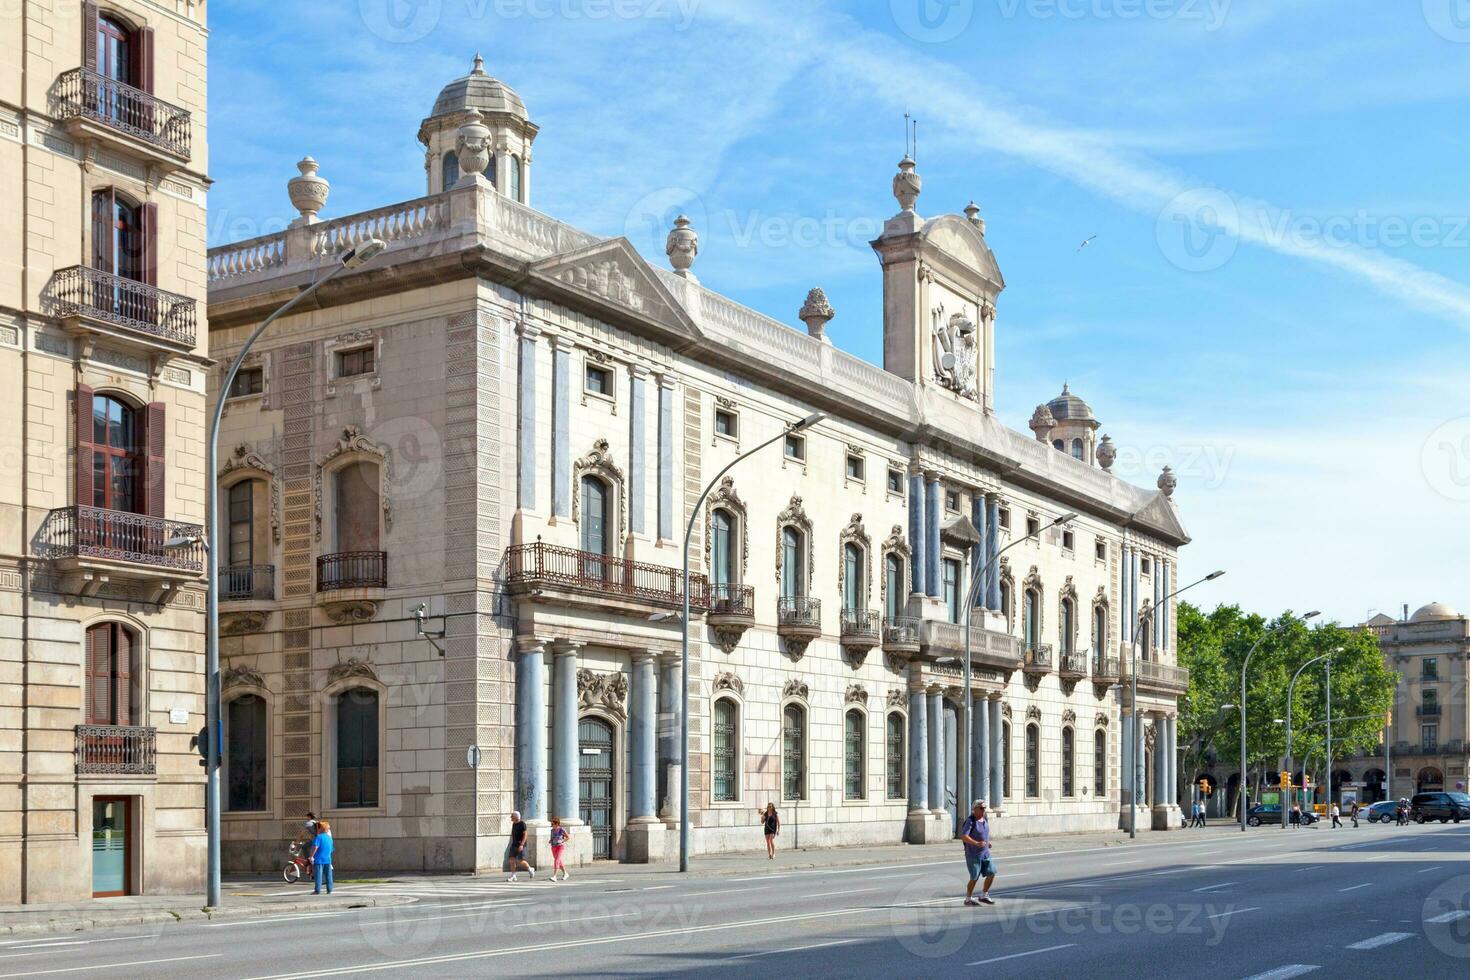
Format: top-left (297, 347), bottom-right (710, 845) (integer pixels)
top-left (1045, 384), bottom-right (1101, 464)
top-left (419, 53), bottom-right (538, 200)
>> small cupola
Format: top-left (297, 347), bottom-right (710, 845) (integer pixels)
top-left (418, 53), bottom-right (539, 201)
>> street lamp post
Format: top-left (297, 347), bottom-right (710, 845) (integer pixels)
top-left (1128, 570), bottom-right (1225, 839)
top-left (1282, 651), bottom-right (1333, 833)
top-left (202, 240), bottom-right (387, 907)
top-left (1238, 611), bottom-right (1320, 832)
top-left (679, 412), bottom-right (824, 873)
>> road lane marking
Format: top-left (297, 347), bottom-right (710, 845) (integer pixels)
top-left (729, 939), bottom-right (858, 960)
top-left (1417, 866), bottom-right (1444, 873)
top-left (1346, 932), bottom-right (1413, 950)
top-left (1241, 966), bottom-right (1319, 980)
top-left (966, 943), bottom-right (1075, 966)
top-left (1426, 910), bottom-right (1470, 924)
top-left (1207, 907), bottom-right (1260, 920)
top-left (0, 954), bottom-right (222, 978)
top-left (1294, 866), bottom-right (1322, 872)
top-left (1337, 883), bottom-right (1371, 892)
top-left (641, 885), bottom-right (676, 891)
top-left (1191, 882), bottom-right (1237, 893)
top-left (800, 887), bottom-right (879, 899)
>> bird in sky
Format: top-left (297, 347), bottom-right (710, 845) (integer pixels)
top-left (1077, 235), bottom-right (1097, 252)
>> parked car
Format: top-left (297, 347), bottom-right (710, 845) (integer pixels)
top-left (1364, 800), bottom-right (1400, 823)
top-left (1410, 791), bottom-right (1470, 823)
top-left (1246, 804), bottom-right (1319, 827)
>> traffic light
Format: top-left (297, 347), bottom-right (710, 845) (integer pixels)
top-left (1280, 770), bottom-right (1291, 789)
top-left (1304, 774), bottom-right (1312, 787)
top-left (1199, 778), bottom-right (1212, 794)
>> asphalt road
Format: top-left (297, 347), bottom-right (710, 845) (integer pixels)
top-left (5, 821), bottom-right (1470, 978)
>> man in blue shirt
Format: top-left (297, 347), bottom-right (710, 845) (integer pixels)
top-left (960, 799), bottom-right (996, 906)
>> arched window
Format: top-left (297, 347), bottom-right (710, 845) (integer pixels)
top-left (844, 710), bottom-right (865, 800)
top-left (580, 475), bottom-right (610, 557)
top-left (1000, 580), bottom-right (1013, 633)
top-left (227, 480), bottom-right (255, 566)
top-left (712, 698), bottom-right (738, 802)
top-left (884, 553), bottom-right (904, 619)
top-left (1023, 588), bottom-right (1041, 650)
top-left (85, 622), bottom-right (136, 726)
top-left (780, 526), bottom-right (805, 599)
top-left (1092, 605), bottom-right (1107, 657)
top-left (1026, 723), bottom-right (1040, 797)
top-left (1052, 438), bottom-right (1064, 452)
top-left (1071, 438), bottom-right (1084, 459)
top-left (1060, 597), bottom-right (1076, 656)
top-left (509, 155), bottom-right (523, 202)
top-left (335, 688), bottom-right (380, 808)
top-left (441, 151), bottom-right (459, 190)
top-left (333, 461), bottom-right (381, 553)
top-left (91, 189), bottom-right (143, 282)
top-left (843, 543), bottom-right (864, 612)
top-left (885, 711), bottom-right (905, 799)
top-left (1001, 721), bottom-right (1011, 800)
top-left (1095, 729), bottom-right (1107, 796)
top-left (89, 394), bottom-right (139, 512)
top-left (226, 694), bottom-right (267, 812)
top-left (782, 703), bottom-right (806, 801)
top-left (1061, 727), bottom-right (1075, 797)
top-left (711, 508), bottom-right (735, 588)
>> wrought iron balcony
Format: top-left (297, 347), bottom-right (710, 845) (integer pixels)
top-left (707, 583), bottom-right (755, 618)
top-left (882, 616), bottom-right (922, 652)
top-left (41, 506), bottom-right (204, 573)
top-left (317, 551), bottom-right (387, 592)
top-left (50, 266), bottom-right (197, 349)
top-left (840, 608), bottom-right (881, 649)
top-left (75, 725), bottom-right (156, 775)
top-left (1058, 648), bottom-right (1088, 678)
top-left (222, 564), bottom-right (275, 602)
top-left (52, 67), bottom-right (192, 160)
top-left (504, 541), bottom-right (707, 609)
top-left (1122, 657), bottom-right (1190, 694)
top-left (1092, 654), bottom-right (1121, 682)
top-left (777, 596), bottom-right (822, 633)
top-left (1022, 644), bottom-right (1053, 675)
top-left (1417, 704), bottom-right (1443, 717)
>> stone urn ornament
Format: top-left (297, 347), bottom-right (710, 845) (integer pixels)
top-left (892, 156), bottom-right (922, 212)
top-left (666, 214), bottom-right (699, 279)
top-left (287, 156), bottom-right (329, 226)
top-left (455, 111), bottom-right (492, 184)
top-left (798, 287), bottom-right (835, 341)
top-left (1157, 465), bottom-right (1178, 497)
top-left (1096, 434), bottom-right (1117, 471)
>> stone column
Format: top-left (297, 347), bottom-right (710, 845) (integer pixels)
top-left (1129, 548), bottom-right (1140, 643)
top-left (626, 651), bottom-right (665, 861)
top-left (1166, 714), bottom-right (1178, 809)
top-left (908, 472), bottom-right (925, 596)
top-left (1121, 712), bottom-right (1134, 806)
top-left (907, 687), bottom-right (928, 812)
top-left (516, 324), bottom-right (540, 511)
top-left (550, 641), bottom-right (581, 825)
top-left (971, 494), bottom-right (987, 590)
top-left (990, 699), bottom-right (1005, 806)
top-left (973, 692), bottom-right (990, 803)
top-left (550, 335), bottom-right (573, 519)
top-left (628, 366), bottom-right (648, 536)
top-left (1153, 556), bottom-right (1163, 651)
top-left (1153, 719), bottom-right (1167, 808)
top-left (658, 652), bottom-right (683, 824)
top-left (656, 373), bottom-right (675, 541)
top-left (924, 474), bottom-right (941, 598)
top-left (927, 687), bottom-right (944, 813)
top-left (1162, 562), bottom-right (1172, 649)
top-left (515, 639), bottom-right (548, 823)
top-left (985, 496), bottom-right (1001, 610)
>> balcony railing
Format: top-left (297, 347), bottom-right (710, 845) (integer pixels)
top-left (1023, 644), bottom-right (1053, 673)
top-left (50, 266), bottom-right (197, 348)
top-left (41, 506), bottom-right (204, 573)
top-left (840, 608), bottom-right (881, 643)
top-left (1058, 648), bottom-right (1089, 677)
top-left (75, 725), bottom-right (156, 775)
top-left (1124, 658), bottom-right (1190, 692)
top-left (52, 67), bottom-right (192, 159)
top-left (883, 616), bottom-right (922, 649)
top-left (777, 596), bottom-right (821, 631)
top-left (504, 541), bottom-right (707, 609)
top-left (1417, 704), bottom-right (1443, 717)
top-left (317, 551), bottom-right (387, 592)
top-left (1093, 654), bottom-right (1121, 680)
top-left (222, 564), bottom-right (275, 601)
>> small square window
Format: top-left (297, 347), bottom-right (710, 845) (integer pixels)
top-left (585, 364), bottom-right (612, 396)
top-left (337, 346), bottom-right (374, 378)
top-left (1026, 516), bottom-right (1041, 537)
top-left (714, 408), bottom-right (738, 438)
top-left (1095, 540), bottom-right (1107, 561)
top-left (846, 454), bottom-right (865, 481)
top-left (887, 468), bottom-right (904, 495)
top-left (1062, 530), bottom-right (1075, 551)
top-left (1141, 557), bottom-right (1152, 576)
top-left (945, 490), bottom-right (960, 513)
top-left (1423, 658), bottom-right (1439, 680)
top-left (784, 434), bottom-right (806, 461)
top-left (998, 508), bottom-right (1011, 530)
top-left (229, 367), bottom-right (263, 398)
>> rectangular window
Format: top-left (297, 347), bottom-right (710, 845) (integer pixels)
top-left (1141, 557), bottom-right (1152, 576)
top-left (585, 364), bottom-right (612, 395)
top-left (227, 481), bottom-right (253, 566)
top-left (942, 558), bottom-right (961, 624)
top-left (713, 700), bottom-right (737, 802)
top-left (229, 367), bottom-right (263, 398)
top-left (227, 695), bottom-right (268, 812)
top-left (783, 706), bottom-right (806, 801)
top-left (999, 508), bottom-right (1011, 530)
top-left (1095, 540), bottom-right (1107, 561)
top-left (335, 690), bottom-right (380, 808)
top-left (844, 711), bottom-right (865, 800)
top-left (1026, 516), bottom-right (1040, 537)
top-left (846, 454), bottom-right (865, 482)
top-left (887, 468), bottom-right (904, 495)
top-left (1423, 724), bottom-right (1439, 749)
top-left (714, 408), bottom-right (738, 438)
top-left (336, 346), bottom-right (374, 378)
top-left (886, 713), bottom-right (905, 799)
top-left (784, 434), bottom-right (805, 461)
top-left (1062, 530), bottom-right (1075, 551)
top-left (945, 490), bottom-right (959, 513)
top-left (1423, 658), bottom-right (1439, 680)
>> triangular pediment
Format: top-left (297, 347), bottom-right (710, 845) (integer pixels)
top-left (526, 238), bottom-right (701, 345)
top-left (1130, 493), bottom-right (1190, 545)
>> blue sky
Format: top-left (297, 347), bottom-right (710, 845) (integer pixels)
top-left (208, 0), bottom-right (1470, 624)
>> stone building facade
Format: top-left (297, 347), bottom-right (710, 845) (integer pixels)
top-left (206, 58), bottom-right (1192, 871)
top-left (0, 0), bottom-right (210, 901)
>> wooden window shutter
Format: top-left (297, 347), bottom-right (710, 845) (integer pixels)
top-left (115, 627), bottom-right (133, 725)
top-left (140, 202), bottom-right (159, 286)
top-left (91, 189), bottom-right (114, 273)
top-left (83, 2), bottom-right (99, 71)
top-left (75, 384), bottom-right (95, 508)
top-left (86, 625), bottom-right (111, 725)
top-left (137, 27), bottom-right (155, 94)
top-left (142, 401), bottom-right (166, 517)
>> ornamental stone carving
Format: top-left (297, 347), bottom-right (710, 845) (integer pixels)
top-left (665, 214), bottom-right (698, 278)
top-left (775, 495), bottom-right (815, 586)
top-left (798, 287), bottom-right (835, 340)
top-left (1097, 435), bottom-right (1117, 471)
top-left (782, 679), bottom-right (809, 701)
top-left (455, 110), bottom-right (492, 180)
top-left (892, 156), bottom-right (921, 212)
top-left (328, 657), bottom-right (378, 684)
top-left (1157, 465), bottom-right (1178, 497)
top-left (322, 599), bottom-right (379, 624)
top-left (219, 611), bottom-right (268, 636)
top-left (1144, 725), bottom-right (1158, 749)
top-left (1026, 705), bottom-right (1042, 722)
top-left (845, 684), bottom-right (868, 706)
top-left (1062, 708), bottom-right (1077, 725)
top-left (577, 668), bottom-right (628, 721)
top-left (287, 156), bottom-right (329, 225)
top-left (1029, 403), bottom-right (1057, 442)
top-left (220, 442), bottom-right (282, 544)
top-left (315, 426), bottom-right (392, 541)
top-left (1095, 712), bottom-right (1110, 729)
top-left (931, 304), bottom-right (978, 399)
top-left (571, 438), bottom-right (628, 545)
top-left (222, 664), bottom-right (266, 690)
top-left (712, 671), bottom-right (744, 696)
top-left (885, 653), bottom-right (909, 674)
top-left (886, 689), bottom-right (907, 709)
top-left (1001, 702), bottom-right (1012, 719)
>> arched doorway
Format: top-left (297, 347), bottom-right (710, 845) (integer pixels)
top-left (578, 717), bottom-right (615, 859)
top-left (1361, 768), bottom-right (1387, 804)
top-left (1331, 769), bottom-right (1353, 806)
top-left (1417, 767), bottom-right (1444, 794)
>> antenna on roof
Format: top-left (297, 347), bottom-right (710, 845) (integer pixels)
top-left (913, 118), bottom-right (918, 164)
top-left (903, 112), bottom-right (911, 158)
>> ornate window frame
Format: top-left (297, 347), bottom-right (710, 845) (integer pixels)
top-left (710, 680), bottom-right (744, 806)
top-left (322, 675), bottom-right (388, 816)
top-left (571, 438), bottom-right (628, 550)
top-left (222, 687), bottom-right (272, 815)
top-left (703, 476), bottom-right (748, 583)
top-left (1058, 578), bottom-right (1078, 655)
top-left (314, 426), bottom-right (392, 544)
top-left (838, 513), bottom-right (871, 612)
top-left (219, 441), bottom-right (281, 546)
top-left (880, 525), bottom-right (912, 618)
top-left (323, 329), bottom-right (382, 396)
top-left (842, 704), bottom-right (868, 802)
top-left (1091, 589), bottom-right (1110, 655)
top-left (780, 695), bottom-right (810, 802)
top-left (775, 494), bottom-right (815, 593)
top-left (1022, 566), bottom-right (1044, 647)
top-left (884, 704), bottom-right (907, 800)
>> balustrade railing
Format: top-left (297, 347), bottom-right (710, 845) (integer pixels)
top-left (882, 616), bottom-right (922, 648)
top-left (708, 583), bottom-right (755, 617)
top-left (840, 608), bottom-right (880, 640)
top-left (50, 266), bottom-right (197, 347)
top-left (222, 564), bottom-right (275, 601)
top-left (1417, 704), bottom-right (1443, 717)
top-left (310, 195), bottom-right (451, 257)
top-left (504, 541), bottom-right (707, 608)
top-left (75, 725), bottom-right (156, 775)
top-left (777, 596), bottom-right (821, 630)
top-left (41, 506), bottom-right (204, 572)
top-left (317, 551), bottom-right (387, 591)
top-left (1024, 644), bottom-right (1054, 671)
top-left (1093, 654), bottom-right (1121, 678)
top-left (53, 67), bottom-right (192, 159)
top-left (1059, 649), bottom-right (1089, 675)
top-left (208, 233), bottom-right (286, 283)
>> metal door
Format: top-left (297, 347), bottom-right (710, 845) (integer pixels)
top-left (578, 717), bottom-right (614, 859)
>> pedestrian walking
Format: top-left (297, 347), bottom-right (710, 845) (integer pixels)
top-left (1396, 799), bottom-right (1410, 826)
top-left (1330, 802), bottom-right (1342, 828)
top-left (1199, 800), bottom-right (1208, 828)
top-left (960, 799), bottom-right (997, 906)
top-left (549, 817), bottom-right (570, 882)
top-left (309, 819), bottom-right (334, 895)
top-left (759, 803), bottom-right (780, 858)
top-left (1289, 804), bottom-right (1300, 828)
top-left (1189, 801), bottom-right (1199, 827)
top-left (505, 810), bottom-right (535, 882)
top-left (1349, 801), bottom-right (1360, 828)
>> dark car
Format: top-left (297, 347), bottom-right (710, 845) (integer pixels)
top-left (1364, 800), bottom-right (1400, 823)
top-left (1247, 803), bottom-right (1319, 827)
top-left (1410, 791), bottom-right (1470, 823)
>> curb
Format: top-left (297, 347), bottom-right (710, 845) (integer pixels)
top-left (0, 895), bottom-right (413, 938)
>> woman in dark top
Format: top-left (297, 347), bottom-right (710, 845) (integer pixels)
top-left (506, 810), bottom-right (535, 882)
top-left (759, 803), bottom-right (780, 859)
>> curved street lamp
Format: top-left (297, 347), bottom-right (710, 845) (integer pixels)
top-left (1281, 649), bottom-right (1338, 832)
top-left (1238, 610), bottom-right (1320, 832)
